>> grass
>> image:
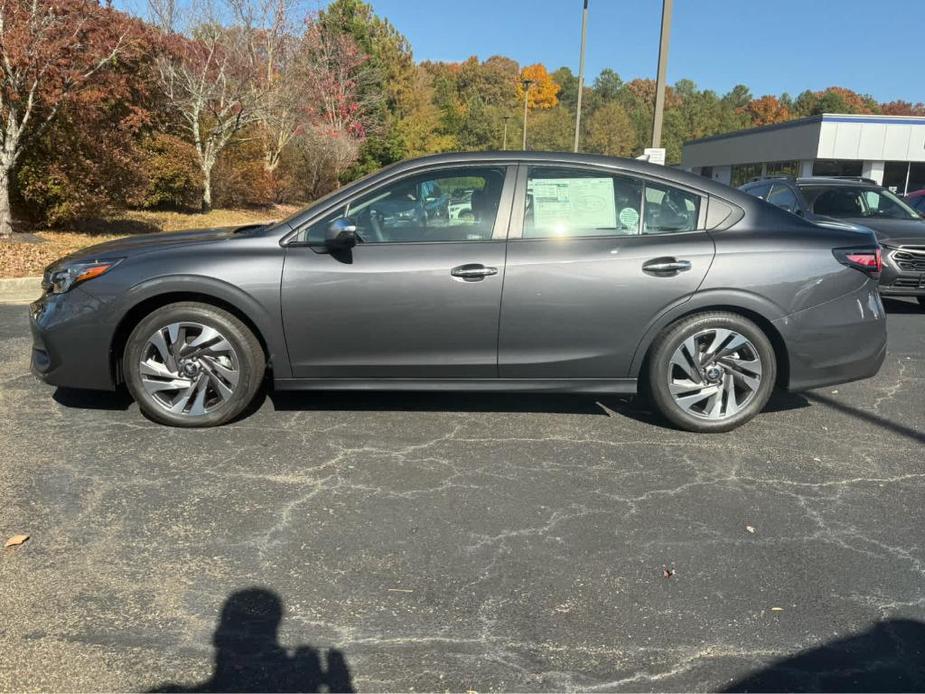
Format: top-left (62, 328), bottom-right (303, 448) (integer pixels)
top-left (0, 205), bottom-right (299, 278)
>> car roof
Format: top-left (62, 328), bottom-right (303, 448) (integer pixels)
top-left (794, 176), bottom-right (879, 186)
top-left (384, 150), bottom-right (754, 200)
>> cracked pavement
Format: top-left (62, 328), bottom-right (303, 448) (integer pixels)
top-left (1, 299), bottom-right (923, 692)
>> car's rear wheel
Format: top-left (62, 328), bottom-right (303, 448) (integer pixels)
top-left (917, 296), bottom-right (925, 309)
top-left (647, 312), bottom-right (776, 433)
top-left (123, 302), bottom-right (265, 427)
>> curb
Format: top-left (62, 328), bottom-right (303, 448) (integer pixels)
top-left (0, 276), bottom-right (42, 304)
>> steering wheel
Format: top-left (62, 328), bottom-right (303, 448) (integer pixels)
top-left (368, 208), bottom-right (387, 243)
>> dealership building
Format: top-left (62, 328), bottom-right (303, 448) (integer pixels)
top-left (681, 113), bottom-right (925, 194)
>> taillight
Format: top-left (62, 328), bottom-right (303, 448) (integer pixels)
top-left (833, 246), bottom-right (882, 278)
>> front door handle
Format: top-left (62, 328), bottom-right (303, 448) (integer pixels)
top-left (451, 264), bottom-right (498, 281)
top-left (642, 257), bottom-right (692, 276)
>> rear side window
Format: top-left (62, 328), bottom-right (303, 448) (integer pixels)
top-left (523, 167), bottom-right (701, 238)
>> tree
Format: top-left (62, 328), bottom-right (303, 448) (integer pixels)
top-left (156, 3), bottom-right (264, 211)
top-left (517, 63), bottom-right (559, 110)
top-left (584, 102), bottom-right (633, 156)
top-left (740, 95), bottom-right (791, 126)
top-left (0, 0), bottom-right (135, 238)
top-left (881, 100), bottom-right (925, 116)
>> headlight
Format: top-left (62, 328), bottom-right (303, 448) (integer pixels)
top-left (44, 259), bottom-right (123, 294)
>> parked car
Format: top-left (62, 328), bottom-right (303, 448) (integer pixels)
top-left (31, 152), bottom-right (886, 432)
top-left (740, 176), bottom-right (925, 307)
top-left (905, 188), bottom-right (925, 214)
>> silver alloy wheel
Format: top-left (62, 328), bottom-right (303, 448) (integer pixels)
top-left (138, 322), bottom-right (239, 416)
top-left (667, 328), bottom-right (763, 420)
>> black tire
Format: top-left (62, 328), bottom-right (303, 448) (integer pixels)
top-left (123, 302), bottom-right (265, 427)
top-left (917, 296), bottom-right (925, 309)
top-left (646, 311), bottom-right (776, 433)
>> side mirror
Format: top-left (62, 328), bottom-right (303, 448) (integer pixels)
top-left (324, 218), bottom-right (358, 251)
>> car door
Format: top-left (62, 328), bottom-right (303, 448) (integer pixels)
top-left (281, 164), bottom-right (515, 379)
top-left (499, 164), bottom-right (715, 379)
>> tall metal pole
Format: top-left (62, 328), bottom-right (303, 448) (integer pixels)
top-left (651, 0), bottom-right (673, 148)
top-left (502, 116), bottom-right (510, 150)
top-left (573, 0), bottom-right (589, 152)
top-left (522, 80), bottom-right (534, 151)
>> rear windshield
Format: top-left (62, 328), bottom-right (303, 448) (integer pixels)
top-left (802, 185), bottom-right (920, 220)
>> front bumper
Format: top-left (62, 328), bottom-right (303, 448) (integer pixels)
top-left (879, 247), bottom-right (925, 296)
top-left (30, 287), bottom-right (119, 391)
top-left (774, 280), bottom-right (887, 392)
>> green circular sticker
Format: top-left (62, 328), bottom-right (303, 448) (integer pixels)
top-left (619, 207), bottom-right (639, 228)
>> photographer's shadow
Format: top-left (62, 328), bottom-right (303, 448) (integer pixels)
top-left (152, 588), bottom-right (354, 693)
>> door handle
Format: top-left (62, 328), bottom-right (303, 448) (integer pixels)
top-left (451, 264), bottom-right (498, 281)
top-left (642, 258), bottom-right (692, 275)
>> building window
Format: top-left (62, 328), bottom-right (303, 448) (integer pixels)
top-left (812, 160), bottom-right (863, 178)
top-left (766, 160), bottom-right (799, 178)
top-left (731, 163), bottom-right (763, 187)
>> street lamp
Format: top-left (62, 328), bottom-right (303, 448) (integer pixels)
top-left (573, 0), bottom-right (589, 152)
top-left (502, 114), bottom-right (511, 150)
top-left (521, 78), bottom-right (535, 151)
top-left (651, 0), bottom-right (673, 149)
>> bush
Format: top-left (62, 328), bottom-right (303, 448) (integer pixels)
top-left (128, 134), bottom-right (203, 210)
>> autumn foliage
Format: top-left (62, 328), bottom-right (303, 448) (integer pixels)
top-left (0, 0), bottom-right (915, 238)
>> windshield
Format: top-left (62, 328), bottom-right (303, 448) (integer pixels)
top-left (804, 185), bottom-right (920, 220)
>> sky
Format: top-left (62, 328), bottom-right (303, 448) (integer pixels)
top-left (113, 0), bottom-right (924, 103)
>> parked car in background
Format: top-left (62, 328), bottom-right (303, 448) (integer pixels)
top-left (905, 188), bottom-right (925, 215)
top-left (740, 176), bottom-right (925, 307)
top-left (31, 152), bottom-right (886, 433)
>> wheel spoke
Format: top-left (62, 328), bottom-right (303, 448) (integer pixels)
top-left (140, 321), bottom-right (239, 417)
top-left (667, 327), bottom-right (763, 421)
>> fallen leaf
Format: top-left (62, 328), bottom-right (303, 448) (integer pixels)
top-left (746, 525), bottom-right (756, 534)
top-left (4, 534), bottom-right (29, 548)
top-left (831, 389), bottom-right (839, 394)
top-left (662, 566), bottom-right (674, 578)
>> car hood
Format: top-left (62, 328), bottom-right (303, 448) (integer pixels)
top-left (49, 225), bottom-right (264, 269)
top-left (828, 217), bottom-right (925, 247)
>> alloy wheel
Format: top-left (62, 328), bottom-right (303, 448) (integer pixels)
top-left (138, 321), bottom-right (239, 416)
top-left (667, 328), bottom-right (763, 420)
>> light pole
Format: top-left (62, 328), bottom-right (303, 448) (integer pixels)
top-left (502, 114), bottom-right (511, 150)
top-left (521, 78), bottom-right (534, 150)
top-left (651, 0), bottom-right (673, 149)
top-left (573, 0), bottom-right (589, 152)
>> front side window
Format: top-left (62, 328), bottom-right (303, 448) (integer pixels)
top-left (523, 167), bottom-right (700, 238)
top-left (300, 167), bottom-right (506, 244)
top-left (805, 185), bottom-right (920, 220)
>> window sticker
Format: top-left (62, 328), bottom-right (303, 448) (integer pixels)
top-left (618, 207), bottom-right (640, 229)
top-left (531, 177), bottom-right (617, 231)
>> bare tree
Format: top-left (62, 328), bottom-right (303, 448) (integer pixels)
top-left (155, 0), bottom-right (263, 211)
top-left (0, 0), bottom-right (130, 238)
top-left (231, 0), bottom-right (300, 173)
top-left (146, 0), bottom-right (176, 32)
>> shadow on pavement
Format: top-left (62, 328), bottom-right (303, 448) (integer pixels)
top-left (723, 618), bottom-right (925, 692)
top-left (150, 587), bottom-right (354, 693)
top-left (882, 297), bottom-right (924, 315)
top-left (805, 392), bottom-right (925, 444)
top-left (53, 386), bottom-right (134, 411)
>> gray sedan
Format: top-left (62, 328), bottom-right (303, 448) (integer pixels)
top-left (30, 152), bottom-right (886, 432)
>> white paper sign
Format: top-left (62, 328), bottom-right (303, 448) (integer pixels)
top-left (530, 177), bottom-right (616, 231)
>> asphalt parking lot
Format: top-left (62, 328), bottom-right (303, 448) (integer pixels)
top-left (1, 299), bottom-right (923, 692)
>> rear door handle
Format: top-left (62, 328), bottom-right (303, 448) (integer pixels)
top-left (451, 264), bottom-right (498, 281)
top-left (642, 258), bottom-right (692, 275)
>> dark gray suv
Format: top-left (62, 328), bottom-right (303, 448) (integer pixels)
top-left (740, 176), bottom-right (925, 307)
top-left (31, 152), bottom-right (886, 432)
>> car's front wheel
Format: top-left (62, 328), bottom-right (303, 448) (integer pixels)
top-left (917, 296), bottom-right (925, 310)
top-left (123, 302), bottom-right (265, 427)
top-left (647, 312), bottom-right (776, 433)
